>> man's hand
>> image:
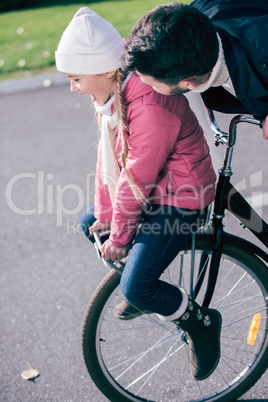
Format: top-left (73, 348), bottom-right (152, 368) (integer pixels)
top-left (89, 220), bottom-right (111, 235)
top-left (100, 239), bottom-right (130, 262)
top-left (262, 116), bottom-right (268, 139)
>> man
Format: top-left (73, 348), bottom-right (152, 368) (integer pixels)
top-left (123, 0), bottom-right (268, 138)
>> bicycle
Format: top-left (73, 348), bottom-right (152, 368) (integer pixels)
top-left (81, 110), bottom-right (268, 402)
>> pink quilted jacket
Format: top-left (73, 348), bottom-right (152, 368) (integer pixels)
top-left (94, 75), bottom-right (216, 246)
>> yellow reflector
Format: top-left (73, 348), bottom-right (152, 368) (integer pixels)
top-left (247, 313), bottom-right (261, 346)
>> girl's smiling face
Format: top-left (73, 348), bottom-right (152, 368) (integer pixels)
top-left (65, 71), bottom-right (116, 106)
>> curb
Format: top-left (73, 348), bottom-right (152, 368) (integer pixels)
top-left (0, 72), bottom-right (69, 96)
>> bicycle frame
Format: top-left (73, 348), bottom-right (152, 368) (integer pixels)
top-left (199, 110), bottom-right (268, 306)
top-left (210, 110), bottom-right (268, 246)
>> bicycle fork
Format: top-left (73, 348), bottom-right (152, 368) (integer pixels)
top-left (189, 113), bottom-right (262, 307)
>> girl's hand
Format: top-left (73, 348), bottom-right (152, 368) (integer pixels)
top-left (89, 220), bottom-right (111, 235)
top-left (101, 239), bottom-right (130, 262)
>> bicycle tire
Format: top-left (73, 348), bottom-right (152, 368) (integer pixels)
top-left (81, 234), bottom-right (268, 402)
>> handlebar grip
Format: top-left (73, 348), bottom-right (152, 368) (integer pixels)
top-left (93, 231), bottom-right (123, 274)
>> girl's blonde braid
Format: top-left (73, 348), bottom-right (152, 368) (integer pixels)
top-left (114, 70), bottom-right (148, 205)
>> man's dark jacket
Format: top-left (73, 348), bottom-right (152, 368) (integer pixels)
top-left (191, 0), bottom-right (268, 119)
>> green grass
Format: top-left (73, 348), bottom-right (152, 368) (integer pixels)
top-left (0, 1), bottom-right (190, 81)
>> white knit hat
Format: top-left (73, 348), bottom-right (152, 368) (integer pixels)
top-left (55, 7), bottom-right (125, 75)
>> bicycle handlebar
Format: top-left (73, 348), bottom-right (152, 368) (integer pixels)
top-left (93, 231), bottom-right (123, 275)
top-left (207, 109), bottom-right (262, 147)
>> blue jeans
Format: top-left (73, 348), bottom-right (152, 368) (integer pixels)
top-left (80, 204), bottom-right (201, 317)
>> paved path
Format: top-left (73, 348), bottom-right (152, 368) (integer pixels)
top-left (1, 74), bottom-right (267, 401)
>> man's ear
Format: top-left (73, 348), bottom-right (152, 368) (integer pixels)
top-left (106, 70), bottom-right (117, 78)
top-left (181, 72), bottom-right (211, 90)
top-left (180, 78), bottom-right (198, 90)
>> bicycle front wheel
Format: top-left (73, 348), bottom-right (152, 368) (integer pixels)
top-left (81, 235), bottom-right (268, 402)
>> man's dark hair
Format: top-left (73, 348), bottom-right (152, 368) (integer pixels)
top-left (122, 2), bottom-right (219, 85)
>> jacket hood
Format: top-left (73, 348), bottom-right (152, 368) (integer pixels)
top-left (123, 74), bottom-right (154, 103)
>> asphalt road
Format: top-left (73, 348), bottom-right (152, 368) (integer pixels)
top-left (1, 74), bottom-right (267, 401)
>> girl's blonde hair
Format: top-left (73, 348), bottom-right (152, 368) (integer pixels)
top-left (112, 69), bottom-right (148, 205)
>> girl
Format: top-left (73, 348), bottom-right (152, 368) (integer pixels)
top-left (55, 7), bottom-right (221, 381)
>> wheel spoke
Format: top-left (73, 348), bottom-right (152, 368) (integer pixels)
top-left (82, 240), bottom-right (268, 402)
